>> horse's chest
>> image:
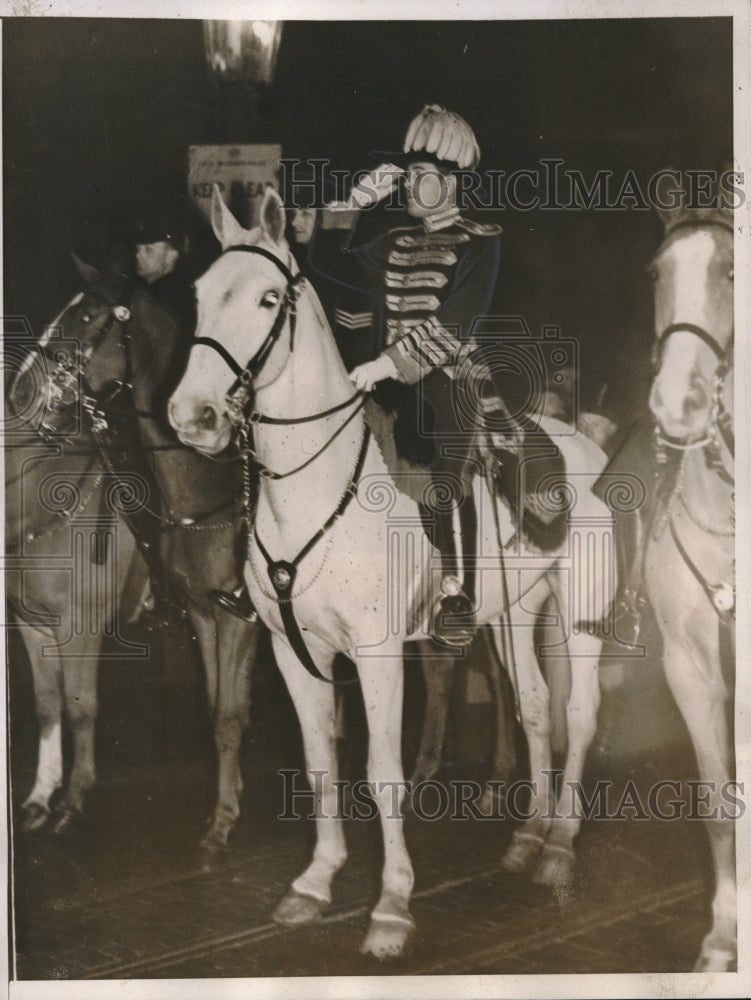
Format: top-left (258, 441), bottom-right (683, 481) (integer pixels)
top-left (246, 522), bottom-right (397, 654)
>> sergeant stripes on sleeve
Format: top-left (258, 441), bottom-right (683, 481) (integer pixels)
top-left (334, 308), bottom-right (373, 330)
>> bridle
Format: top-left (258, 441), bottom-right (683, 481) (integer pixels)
top-left (193, 245), bottom-right (306, 429)
top-left (192, 244), bottom-right (365, 478)
top-left (650, 217), bottom-right (735, 623)
top-left (7, 286), bottom-right (135, 549)
top-left (191, 242), bottom-right (368, 685)
top-left (28, 285), bottom-right (135, 441)
top-left (651, 218), bottom-right (734, 468)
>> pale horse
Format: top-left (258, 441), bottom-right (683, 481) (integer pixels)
top-left (168, 186), bottom-right (614, 959)
top-left (646, 204), bottom-right (736, 971)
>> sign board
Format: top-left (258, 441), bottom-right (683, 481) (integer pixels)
top-left (188, 144), bottom-right (282, 229)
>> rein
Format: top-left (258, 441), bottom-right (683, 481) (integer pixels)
top-left (5, 453), bottom-right (103, 552)
top-left (653, 324), bottom-right (734, 474)
top-left (194, 244), bottom-right (304, 412)
top-left (198, 242), bottom-right (371, 683)
top-left (652, 215), bottom-right (733, 474)
top-left (650, 219), bottom-right (735, 623)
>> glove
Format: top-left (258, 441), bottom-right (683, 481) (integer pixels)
top-left (347, 163), bottom-right (404, 209)
top-left (350, 355), bottom-right (400, 391)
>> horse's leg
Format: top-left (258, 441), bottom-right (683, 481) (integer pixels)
top-left (189, 611), bottom-right (222, 847)
top-left (201, 612), bottom-right (257, 862)
top-left (497, 576), bottom-right (555, 873)
top-left (270, 633), bottom-right (345, 925)
top-left (188, 609), bottom-right (247, 861)
top-left (532, 565), bottom-right (602, 890)
top-left (481, 625), bottom-right (518, 812)
top-left (52, 656), bottom-right (99, 834)
top-left (358, 644), bottom-right (415, 959)
top-left (662, 632), bottom-right (736, 971)
top-left (411, 638), bottom-right (455, 785)
top-left (17, 624), bottom-right (64, 832)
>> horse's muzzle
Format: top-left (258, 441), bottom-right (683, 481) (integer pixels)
top-left (168, 398), bottom-right (231, 455)
top-left (649, 379), bottom-right (711, 442)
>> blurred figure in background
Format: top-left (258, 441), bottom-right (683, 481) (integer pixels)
top-left (283, 168), bottom-right (375, 372)
top-left (132, 210), bottom-right (196, 339)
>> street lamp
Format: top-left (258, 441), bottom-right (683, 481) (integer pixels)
top-left (203, 20), bottom-right (283, 87)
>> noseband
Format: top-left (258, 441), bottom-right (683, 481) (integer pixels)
top-left (191, 243), bottom-right (364, 470)
top-left (189, 242), bottom-right (369, 686)
top-left (193, 245), bottom-right (305, 427)
top-left (652, 219), bottom-right (734, 463)
top-left (31, 286), bottom-right (134, 439)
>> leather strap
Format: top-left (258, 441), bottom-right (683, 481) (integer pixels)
top-left (254, 425), bottom-right (370, 683)
top-left (668, 518), bottom-right (733, 624)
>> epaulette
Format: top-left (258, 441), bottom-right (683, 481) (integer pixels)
top-left (455, 216), bottom-right (503, 237)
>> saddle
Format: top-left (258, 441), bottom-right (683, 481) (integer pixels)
top-left (480, 412), bottom-right (569, 552)
top-left (364, 397), bottom-right (568, 553)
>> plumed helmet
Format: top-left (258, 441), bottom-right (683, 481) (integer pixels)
top-left (403, 105), bottom-right (481, 171)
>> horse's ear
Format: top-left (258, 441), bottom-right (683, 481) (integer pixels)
top-left (259, 187), bottom-right (286, 247)
top-left (653, 169), bottom-right (684, 233)
top-left (656, 204), bottom-right (676, 233)
top-left (70, 252), bottom-right (103, 287)
top-left (210, 185), bottom-right (246, 250)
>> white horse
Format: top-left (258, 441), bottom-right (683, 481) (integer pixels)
top-left (169, 187), bottom-right (613, 958)
top-left (646, 205), bottom-right (736, 971)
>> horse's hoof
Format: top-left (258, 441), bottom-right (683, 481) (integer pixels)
top-left (501, 829), bottom-right (546, 873)
top-left (532, 842), bottom-right (575, 890)
top-left (49, 806), bottom-right (84, 837)
top-left (198, 841), bottom-right (229, 873)
top-left (693, 945), bottom-right (736, 972)
top-left (272, 887), bottom-right (329, 926)
top-left (361, 912), bottom-right (416, 960)
top-left (19, 802), bottom-right (51, 834)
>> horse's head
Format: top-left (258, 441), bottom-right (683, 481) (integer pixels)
top-left (8, 256), bottom-right (178, 439)
top-left (648, 205), bottom-right (733, 442)
top-left (8, 259), bottom-right (137, 437)
top-left (168, 186), bottom-right (298, 455)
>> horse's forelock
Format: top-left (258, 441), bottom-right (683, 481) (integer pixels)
top-left (221, 223), bottom-right (264, 249)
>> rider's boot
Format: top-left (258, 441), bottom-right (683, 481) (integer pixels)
top-left (612, 509), bottom-right (648, 645)
top-left (210, 582), bottom-right (260, 624)
top-left (431, 501), bottom-right (478, 649)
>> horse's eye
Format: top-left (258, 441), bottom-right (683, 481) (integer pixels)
top-left (80, 313), bottom-right (91, 324)
top-left (260, 290), bottom-right (280, 308)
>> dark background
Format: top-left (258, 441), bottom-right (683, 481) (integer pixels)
top-left (3, 16), bottom-right (733, 419)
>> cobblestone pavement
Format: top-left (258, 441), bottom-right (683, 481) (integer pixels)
top-left (7, 621), bottom-right (721, 981)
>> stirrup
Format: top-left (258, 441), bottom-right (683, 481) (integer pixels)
top-left (613, 588), bottom-right (647, 645)
top-left (431, 576), bottom-right (477, 648)
top-left (210, 588), bottom-right (259, 624)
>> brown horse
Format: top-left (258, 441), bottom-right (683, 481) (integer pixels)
top-left (646, 204), bottom-right (735, 971)
top-left (5, 261), bottom-right (259, 860)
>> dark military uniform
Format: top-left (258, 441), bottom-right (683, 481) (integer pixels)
top-left (311, 204), bottom-right (501, 642)
top-left (311, 205), bottom-right (500, 382)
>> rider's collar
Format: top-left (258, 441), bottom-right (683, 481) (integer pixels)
top-left (422, 206), bottom-right (461, 232)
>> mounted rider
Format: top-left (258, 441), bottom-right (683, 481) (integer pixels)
top-left (309, 105), bottom-right (503, 647)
